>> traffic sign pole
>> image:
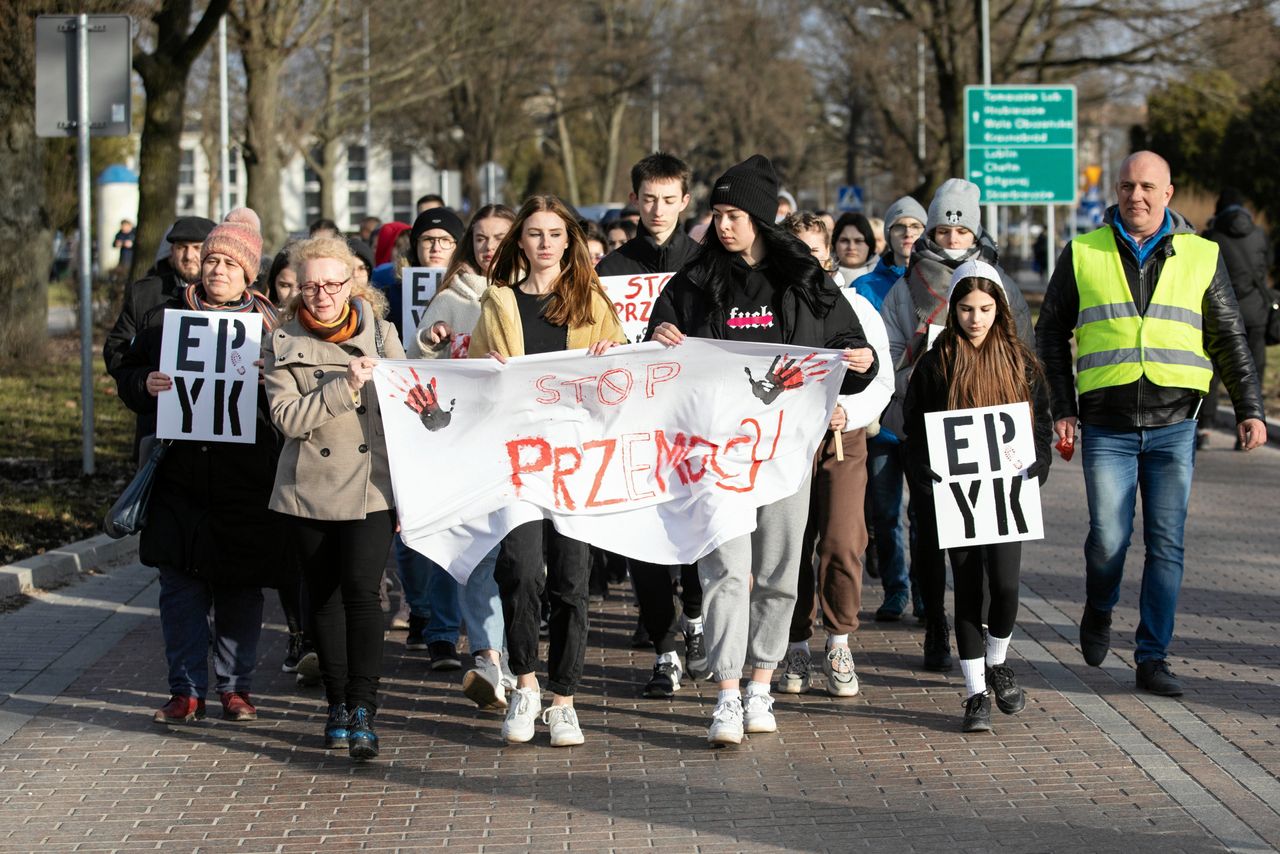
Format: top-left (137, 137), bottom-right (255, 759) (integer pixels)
top-left (76, 14), bottom-right (94, 476)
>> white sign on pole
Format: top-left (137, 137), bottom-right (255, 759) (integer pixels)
top-left (599, 273), bottom-right (674, 343)
top-left (401, 267), bottom-right (446, 349)
top-left (925, 401), bottom-right (1043, 549)
top-left (157, 310), bottom-right (263, 444)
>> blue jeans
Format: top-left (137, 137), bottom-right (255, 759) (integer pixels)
top-left (866, 439), bottom-right (920, 613)
top-left (458, 546), bottom-right (504, 654)
top-left (1082, 420), bottom-right (1197, 663)
top-left (158, 566), bottom-right (263, 697)
top-left (395, 535), bottom-right (460, 643)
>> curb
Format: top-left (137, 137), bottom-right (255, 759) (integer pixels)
top-left (0, 533), bottom-right (139, 599)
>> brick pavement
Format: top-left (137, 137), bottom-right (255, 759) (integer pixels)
top-left (0, 442), bottom-right (1277, 852)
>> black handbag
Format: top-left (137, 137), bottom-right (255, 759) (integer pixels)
top-left (103, 438), bottom-right (171, 539)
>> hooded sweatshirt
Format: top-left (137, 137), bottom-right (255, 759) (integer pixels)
top-left (1205, 206), bottom-right (1271, 325)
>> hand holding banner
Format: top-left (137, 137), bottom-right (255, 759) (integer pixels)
top-left (156, 309), bottom-right (262, 443)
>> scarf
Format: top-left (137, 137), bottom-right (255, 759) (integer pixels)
top-left (299, 298), bottom-right (361, 343)
top-left (182, 283), bottom-right (278, 332)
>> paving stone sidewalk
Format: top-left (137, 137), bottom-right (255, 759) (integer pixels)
top-left (0, 441), bottom-right (1277, 853)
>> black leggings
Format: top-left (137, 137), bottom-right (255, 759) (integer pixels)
top-left (631, 561), bottom-right (703, 655)
top-left (496, 520), bottom-right (591, 696)
top-left (951, 542), bottom-right (1021, 660)
top-left (292, 510), bottom-right (396, 712)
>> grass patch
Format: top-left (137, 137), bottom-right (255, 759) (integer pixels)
top-left (0, 335), bottom-right (134, 565)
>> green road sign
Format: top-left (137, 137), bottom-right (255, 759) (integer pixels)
top-left (965, 86), bottom-right (1077, 204)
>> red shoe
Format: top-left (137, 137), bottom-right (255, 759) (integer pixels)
top-left (220, 691), bottom-right (258, 722)
top-left (153, 695), bottom-right (206, 724)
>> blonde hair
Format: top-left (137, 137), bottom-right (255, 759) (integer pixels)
top-left (282, 236), bottom-right (389, 320)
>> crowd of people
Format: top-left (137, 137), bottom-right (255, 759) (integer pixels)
top-left (103, 148), bottom-right (1268, 760)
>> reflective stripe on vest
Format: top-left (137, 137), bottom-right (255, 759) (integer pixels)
top-left (1071, 227), bottom-right (1216, 395)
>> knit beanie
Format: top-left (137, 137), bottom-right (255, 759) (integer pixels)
top-left (201, 206), bottom-right (263, 278)
top-left (927, 179), bottom-right (983, 238)
top-left (882, 195), bottom-right (928, 231)
top-left (709, 154), bottom-right (780, 224)
top-left (409, 207), bottom-right (465, 265)
top-left (945, 259), bottom-right (1005, 303)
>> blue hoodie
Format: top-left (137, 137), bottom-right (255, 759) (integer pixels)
top-left (851, 255), bottom-right (906, 313)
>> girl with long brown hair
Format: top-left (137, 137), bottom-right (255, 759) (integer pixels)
top-left (469, 194), bottom-right (627, 748)
top-left (902, 259), bottom-right (1052, 733)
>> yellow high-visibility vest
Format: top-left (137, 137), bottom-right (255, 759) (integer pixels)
top-left (1072, 226), bottom-right (1217, 395)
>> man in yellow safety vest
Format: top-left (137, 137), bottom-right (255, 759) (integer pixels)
top-left (1036, 151), bottom-right (1267, 697)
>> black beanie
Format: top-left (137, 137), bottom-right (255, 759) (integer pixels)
top-left (409, 207), bottom-right (465, 265)
top-left (709, 154), bottom-right (780, 224)
top-left (1215, 186), bottom-right (1245, 215)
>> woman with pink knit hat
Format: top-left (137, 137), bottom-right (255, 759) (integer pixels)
top-left (114, 207), bottom-right (288, 726)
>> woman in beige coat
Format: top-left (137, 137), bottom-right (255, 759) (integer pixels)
top-left (265, 236), bottom-right (405, 762)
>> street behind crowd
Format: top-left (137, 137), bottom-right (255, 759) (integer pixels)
top-left (0, 431), bottom-right (1276, 853)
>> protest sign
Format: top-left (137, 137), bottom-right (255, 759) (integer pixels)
top-left (156, 309), bottom-right (262, 443)
top-left (373, 339), bottom-right (848, 581)
top-left (924, 401), bottom-right (1043, 549)
top-left (599, 273), bottom-right (674, 343)
top-left (400, 267), bottom-right (446, 349)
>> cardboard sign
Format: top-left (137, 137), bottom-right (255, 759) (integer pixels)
top-left (927, 323), bottom-right (944, 350)
top-left (156, 309), bottom-right (262, 443)
top-left (373, 339), bottom-right (848, 580)
top-left (925, 401), bottom-right (1043, 549)
top-left (599, 273), bottom-right (674, 343)
top-left (401, 267), bottom-right (446, 348)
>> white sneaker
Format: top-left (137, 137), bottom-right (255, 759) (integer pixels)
top-left (463, 657), bottom-right (507, 710)
top-left (542, 705), bottom-right (585, 747)
top-left (501, 688), bottom-right (541, 743)
top-left (707, 696), bottom-right (744, 746)
top-left (824, 645), bottom-right (860, 697)
top-left (390, 598), bottom-right (411, 630)
top-left (743, 692), bottom-right (777, 733)
top-left (777, 647), bottom-right (811, 694)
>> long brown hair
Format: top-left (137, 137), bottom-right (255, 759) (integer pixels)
top-left (487, 194), bottom-right (606, 328)
top-left (935, 278), bottom-right (1041, 412)
top-left (439, 203), bottom-right (516, 294)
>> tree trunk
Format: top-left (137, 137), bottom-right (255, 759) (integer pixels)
top-left (242, 55), bottom-right (285, 248)
top-left (320, 136), bottom-right (341, 224)
top-left (132, 74), bottom-right (188, 282)
top-left (555, 107), bottom-right (581, 208)
top-left (600, 97), bottom-right (627, 202)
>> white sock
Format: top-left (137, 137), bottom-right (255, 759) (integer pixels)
top-left (960, 658), bottom-right (986, 697)
top-left (657, 650), bottom-right (681, 667)
top-left (746, 680), bottom-right (771, 698)
top-left (717, 688), bottom-right (741, 703)
top-left (986, 633), bottom-right (1012, 667)
top-left (788, 640), bottom-right (809, 655)
top-left (826, 634), bottom-right (849, 648)
top-left (684, 615), bottom-right (704, 634)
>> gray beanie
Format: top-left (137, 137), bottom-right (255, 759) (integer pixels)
top-left (927, 178), bottom-right (982, 238)
top-left (882, 196), bottom-right (928, 231)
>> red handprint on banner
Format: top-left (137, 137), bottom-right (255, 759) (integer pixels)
top-left (386, 367), bottom-right (456, 432)
top-left (744, 353), bottom-right (830, 404)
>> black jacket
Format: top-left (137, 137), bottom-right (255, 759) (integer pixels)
top-left (596, 224), bottom-right (701, 277)
top-left (644, 256), bottom-right (878, 397)
top-left (902, 344), bottom-right (1052, 493)
top-left (115, 296), bottom-right (291, 586)
top-left (1036, 207), bottom-right (1265, 429)
top-left (1204, 207), bottom-right (1271, 327)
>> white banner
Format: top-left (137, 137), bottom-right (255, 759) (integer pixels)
top-left (599, 273), bottom-right (674, 343)
top-left (373, 339), bottom-right (850, 581)
top-left (156, 309), bottom-right (262, 443)
top-left (400, 267), bottom-right (446, 349)
top-left (925, 401), bottom-right (1043, 549)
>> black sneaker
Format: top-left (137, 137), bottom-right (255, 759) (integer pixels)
top-left (1079, 605), bottom-right (1111, 666)
top-left (1136, 659), bottom-right (1183, 697)
top-left (324, 702), bottom-right (349, 749)
top-left (986, 663), bottom-right (1026, 714)
top-left (922, 618), bottom-right (953, 671)
top-left (281, 632), bottom-right (305, 673)
top-left (347, 706), bottom-right (378, 760)
top-left (643, 660), bottom-right (681, 698)
top-left (406, 615), bottom-right (428, 651)
top-left (683, 628), bottom-right (711, 681)
top-left (428, 641), bottom-right (462, 671)
top-left (863, 540), bottom-right (880, 580)
top-left (961, 691), bottom-right (992, 732)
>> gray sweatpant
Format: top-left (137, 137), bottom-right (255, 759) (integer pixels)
top-left (699, 474), bottom-right (813, 682)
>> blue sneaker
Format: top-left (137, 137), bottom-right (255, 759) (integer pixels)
top-left (324, 703), bottom-right (349, 749)
top-left (875, 591), bottom-right (908, 622)
top-left (347, 706), bottom-right (378, 760)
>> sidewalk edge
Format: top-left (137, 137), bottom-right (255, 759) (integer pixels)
top-left (0, 533), bottom-right (139, 599)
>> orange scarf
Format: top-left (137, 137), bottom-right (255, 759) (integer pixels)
top-left (298, 301), bottom-right (359, 343)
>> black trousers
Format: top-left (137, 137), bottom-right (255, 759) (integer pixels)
top-left (952, 542), bottom-right (1021, 660)
top-left (292, 510), bottom-right (396, 712)
top-left (496, 520), bottom-right (590, 696)
top-left (631, 561), bottom-right (703, 655)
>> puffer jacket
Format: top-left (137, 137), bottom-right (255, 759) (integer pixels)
top-left (1204, 206), bottom-right (1271, 327)
top-left (1036, 206), bottom-right (1265, 429)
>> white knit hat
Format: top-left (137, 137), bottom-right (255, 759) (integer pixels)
top-left (946, 259), bottom-right (1005, 303)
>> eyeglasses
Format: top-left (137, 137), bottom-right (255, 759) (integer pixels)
top-left (419, 236), bottom-right (456, 250)
top-left (299, 277), bottom-right (351, 296)
top-left (890, 223), bottom-right (925, 236)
